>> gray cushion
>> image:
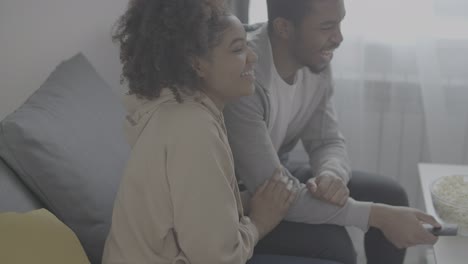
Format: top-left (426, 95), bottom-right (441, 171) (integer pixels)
top-left (0, 157), bottom-right (42, 212)
top-left (0, 53), bottom-right (130, 264)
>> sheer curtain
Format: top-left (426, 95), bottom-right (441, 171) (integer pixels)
top-left (249, 0), bottom-right (468, 206)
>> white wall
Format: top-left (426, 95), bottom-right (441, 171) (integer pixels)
top-left (0, 0), bottom-right (129, 120)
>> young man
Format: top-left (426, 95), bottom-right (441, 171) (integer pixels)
top-left (224, 1), bottom-right (440, 264)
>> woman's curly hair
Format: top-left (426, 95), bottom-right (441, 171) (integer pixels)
top-left (113, 0), bottom-right (228, 101)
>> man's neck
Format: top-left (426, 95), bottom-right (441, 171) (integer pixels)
top-left (269, 31), bottom-right (301, 85)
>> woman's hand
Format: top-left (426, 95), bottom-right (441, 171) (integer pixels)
top-left (249, 167), bottom-right (298, 239)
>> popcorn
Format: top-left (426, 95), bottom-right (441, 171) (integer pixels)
top-left (431, 175), bottom-right (468, 235)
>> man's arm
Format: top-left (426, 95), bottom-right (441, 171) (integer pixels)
top-left (224, 87), bottom-right (371, 231)
top-left (300, 69), bottom-right (351, 184)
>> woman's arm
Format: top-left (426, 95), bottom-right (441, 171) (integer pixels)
top-left (166, 110), bottom-right (258, 264)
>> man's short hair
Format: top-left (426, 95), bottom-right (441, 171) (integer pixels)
top-left (267, 0), bottom-right (314, 27)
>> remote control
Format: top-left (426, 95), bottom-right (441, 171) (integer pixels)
top-left (422, 223), bottom-right (459, 236)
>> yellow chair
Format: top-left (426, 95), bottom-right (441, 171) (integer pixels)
top-left (0, 209), bottom-right (90, 264)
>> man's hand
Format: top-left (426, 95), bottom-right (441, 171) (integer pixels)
top-left (369, 204), bottom-right (440, 249)
top-left (306, 172), bottom-right (349, 207)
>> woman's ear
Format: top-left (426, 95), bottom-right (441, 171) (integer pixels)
top-left (272, 17), bottom-right (294, 40)
top-left (191, 56), bottom-right (207, 79)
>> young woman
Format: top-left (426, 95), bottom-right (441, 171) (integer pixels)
top-left (102, 0), bottom-right (297, 263)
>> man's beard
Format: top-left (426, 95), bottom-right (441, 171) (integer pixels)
top-left (307, 63), bottom-right (328, 74)
top-left (292, 43), bottom-right (335, 74)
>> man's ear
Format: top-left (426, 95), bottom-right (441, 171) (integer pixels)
top-left (272, 17), bottom-right (295, 40)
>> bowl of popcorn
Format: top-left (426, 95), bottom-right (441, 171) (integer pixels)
top-left (431, 175), bottom-right (468, 236)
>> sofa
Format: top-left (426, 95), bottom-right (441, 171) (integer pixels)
top-left (0, 53), bottom-right (341, 264)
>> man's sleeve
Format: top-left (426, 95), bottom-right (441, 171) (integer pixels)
top-left (300, 73), bottom-right (352, 183)
top-left (224, 88), bottom-right (371, 231)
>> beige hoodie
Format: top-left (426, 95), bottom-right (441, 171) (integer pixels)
top-left (102, 89), bottom-right (259, 264)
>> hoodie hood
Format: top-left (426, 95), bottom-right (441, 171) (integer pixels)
top-left (122, 89), bottom-right (222, 147)
top-left (122, 89), bottom-right (176, 147)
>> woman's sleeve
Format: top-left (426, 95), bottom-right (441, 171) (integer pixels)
top-left (166, 112), bottom-right (258, 264)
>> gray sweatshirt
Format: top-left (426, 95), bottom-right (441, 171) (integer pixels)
top-left (224, 23), bottom-right (372, 231)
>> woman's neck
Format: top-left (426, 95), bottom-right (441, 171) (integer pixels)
top-left (206, 93), bottom-right (225, 111)
top-left (199, 88), bottom-right (225, 111)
